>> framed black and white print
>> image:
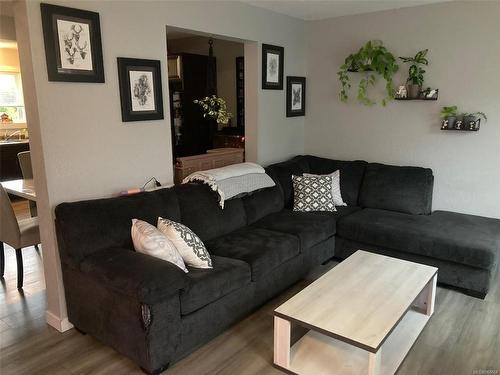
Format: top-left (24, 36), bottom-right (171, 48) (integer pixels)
top-left (41, 3), bottom-right (104, 82)
top-left (117, 58), bottom-right (164, 122)
top-left (286, 76), bottom-right (306, 117)
top-left (262, 44), bottom-right (284, 90)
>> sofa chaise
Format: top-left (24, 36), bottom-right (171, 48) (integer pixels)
top-left (54, 154), bottom-right (500, 374)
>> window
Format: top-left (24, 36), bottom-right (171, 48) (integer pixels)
top-left (0, 72), bottom-right (25, 123)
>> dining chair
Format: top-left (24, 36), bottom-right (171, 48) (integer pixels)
top-left (0, 185), bottom-right (40, 289)
top-left (17, 151), bottom-right (33, 179)
top-left (17, 151), bottom-right (37, 217)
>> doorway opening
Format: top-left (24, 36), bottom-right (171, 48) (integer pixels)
top-left (166, 27), bottom-right (248, 183)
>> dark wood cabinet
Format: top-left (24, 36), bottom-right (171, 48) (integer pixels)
top-left (236, 56), bottom-right (244, 128)
top-left (0, 141), bottom-right (29, 181)
top-left (169, 53), bottom-right (217, 159)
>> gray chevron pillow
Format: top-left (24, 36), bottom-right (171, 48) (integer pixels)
top-left (158, 217), bottom-right (212, 269)
top-left (292, 175), bottom-right (336, 212)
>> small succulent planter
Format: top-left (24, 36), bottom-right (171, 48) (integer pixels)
top-left (441, 116), bottom-right (457, 130)
top-left (407, 84), bottom-right (421, 99)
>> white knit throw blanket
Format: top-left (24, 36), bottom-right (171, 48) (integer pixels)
top-left (182, 162), bottom-right (275, 208)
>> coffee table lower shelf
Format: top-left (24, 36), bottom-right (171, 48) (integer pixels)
top-left (276, 308), bottom-right (430, 375)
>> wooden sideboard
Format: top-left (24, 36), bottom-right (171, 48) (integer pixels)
top-left (174, 148), bottom-right (245, 184)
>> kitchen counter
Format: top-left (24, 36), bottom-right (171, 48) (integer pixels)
top-left (0, 140), bottom-right (30, 181)
top-left (0, 139), bottom-right (30, 145)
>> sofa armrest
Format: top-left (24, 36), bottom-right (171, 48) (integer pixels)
top-left (80, 247), bottom-right (188, 304)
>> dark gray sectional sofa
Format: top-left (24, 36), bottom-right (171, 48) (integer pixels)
top-left (54, 154), bottom-right (500, 374)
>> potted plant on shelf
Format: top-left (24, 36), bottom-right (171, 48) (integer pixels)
top-left (399, 49), bottom-right (429, 99)
top-left (440, 105), bottom-right (458, 129)
top-left (194, 95), bottom-right (232, 131)
top-left (462, 111), bottom-right (487, 131)
top-left (338, 40), bottom-right (399, 106)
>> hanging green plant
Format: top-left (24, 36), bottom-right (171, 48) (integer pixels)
top-left (337, 40), bottom-right (399, 106)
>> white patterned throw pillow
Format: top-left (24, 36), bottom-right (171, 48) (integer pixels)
top-left (304, 170), bottom-right (347, 207)
top-left (157, 217), bottom-right (213, 269)
top-left (292, 175), bottom-right (337, 212)
top-left (131, 219), bottom-right (188, 273)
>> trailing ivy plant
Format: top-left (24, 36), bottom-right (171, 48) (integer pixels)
top-left (399, 49), bottom-right (429, 86)
top-left (337, 40), bottom-right (399, 106)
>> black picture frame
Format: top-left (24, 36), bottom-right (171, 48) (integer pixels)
top-left (286, 76), bottom-right (306, 117)
top-left (262, 44), bottom-right (284, 90)
top-left (117, 57), bottom-right (164, 122)
top-left (41, 3), bottom-right (104, 82)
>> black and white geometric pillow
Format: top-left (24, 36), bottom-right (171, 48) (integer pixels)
top-left (292, 175), bottom-right (336, 212)
top-left (157, 217), bottom-right (213, 269)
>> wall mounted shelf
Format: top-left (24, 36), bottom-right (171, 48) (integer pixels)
top-left (395, 97), bottom-right (438, 101)
top-left (441, 127), bottom-right (479, 132)
top-left (441, 118), bottom-right (481, 132)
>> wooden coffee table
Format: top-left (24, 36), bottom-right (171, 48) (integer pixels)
top-left (273, 250), bottom-right (438, 375)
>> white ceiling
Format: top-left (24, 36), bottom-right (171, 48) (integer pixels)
top-left (242, 0), bottom-right (451, 21)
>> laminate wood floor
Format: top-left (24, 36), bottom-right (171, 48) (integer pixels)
top-left (1, 201), bottom-right (499, 374)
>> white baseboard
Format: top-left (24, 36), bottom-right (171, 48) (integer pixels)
top-left (45, 310), bottom-right (74, 332)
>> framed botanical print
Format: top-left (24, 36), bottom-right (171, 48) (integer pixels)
top-left (117, 58), bottom-right (164, 122)
top-left (41, 3), bottom-right (104, 82)
top-left (262, 44), bottom-right (284, 90)
top-left (286, 76), bottom-right (306, 117)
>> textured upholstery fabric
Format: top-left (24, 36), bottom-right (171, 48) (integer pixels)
top-left (359, 163), bottom-right (434, 215)
top-left (205, 227), bottom-right (300, 281)
top-left (62, 266), bottom-right (182, 374)
top-left (304, 170), bottom-right (346, 207)
top-left (335, 237), bottom-right (494, 298)
top-left (292, 175), bottom-right (336, 212)
top-left (242, 184), bottom-right (284, 224)
top-left (18, 217), bottom-right (40, 248)
top-left (266, 156), bottom-right (310, 208)
top-left (158, 217), bottom-right (212, 269)
top-left (302, 156), bottom-right (367, 206)
top-left (180, 256), bottom-right (251, 315)
top-left (54, 153), bottom-right (500, 374)
top-left (79, 247), bottom-right (189, 304)
top-left (131, 219), bottom-right (187, 272)
top-left (55, 188), bottom-right (180, 265)
top-left (338, 209), bottom-right (500, 270)
top-left (252, 209), bottom-right (336, 250)
top-left (174, 183), bottom-right (247, 242)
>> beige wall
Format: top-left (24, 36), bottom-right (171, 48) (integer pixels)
top-left (305, 1), bottom-right (500, 218)
top-left (15, 0), bottom-right (305, 330)
top-left (168, 36), bottom-right (244, 126)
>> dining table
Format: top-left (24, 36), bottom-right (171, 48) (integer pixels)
top-left (1, 179), bottom-right (37, 201)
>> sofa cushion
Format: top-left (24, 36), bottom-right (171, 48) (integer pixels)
top-left (359, 163), bottom-right (434, 215)
top-left (205, 227), bottom-right (300, 281)
top-left (55, 188), bottom-right (180, 265)
top-left (302, 156), bottom-right (367, 206)
top-left (266, 156), bottom-right (310, 208)
top-left (80, 247), bottom-right (189, 304)
top-left (252, 209), bottom-right (337, 249)
top-left (174, 183), bottom-right (247, 242)
top-left (180, 255), bottom-right (251, 315)
top-left (338, 208), bottom-right (500, 270)
top-left (242, 184), bottom-right (284, 224)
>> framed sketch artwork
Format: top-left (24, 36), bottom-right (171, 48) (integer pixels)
top-left (117, 58), bottom-right (164, 122)
top-left (286, 76), bottom-right (306, 117)
top-left (41, 3), bottom-right (104, 82)
top-left (262, 44), bottom-right (284, 90)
